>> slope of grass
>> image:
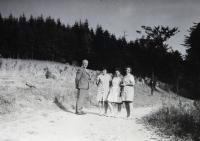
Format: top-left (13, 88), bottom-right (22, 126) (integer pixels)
top-left (142, 95), bottom-right (200, 141)
top-left (0, 59), bottom-right (99, 114)
top-left (0, 58), bottom-right (178, 115)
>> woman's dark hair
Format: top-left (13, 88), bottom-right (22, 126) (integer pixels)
top-left (102, 68), bottom-right (107, 71)
top-left (125, 66), bottom-right (132, 72)
top-left (112, 68), bottom-right (121, 78)
top-left (114, 67), bottom-right (121, 72)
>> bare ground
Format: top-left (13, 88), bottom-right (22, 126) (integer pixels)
top-left (0, 104), bottom-right (172, 141)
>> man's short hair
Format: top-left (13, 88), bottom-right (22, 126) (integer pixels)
top-left (82, 59), bottom-right (88, 64)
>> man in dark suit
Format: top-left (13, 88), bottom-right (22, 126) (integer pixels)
top-left (75, 59), bottom-right (91, 115)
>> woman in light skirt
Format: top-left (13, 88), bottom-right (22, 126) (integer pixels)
top-left (107, 68), bottom-right (122, 115)
top-left (121, 67), bottom-right (135, 118)
top-left (96, 68), bottom-right (111, 114)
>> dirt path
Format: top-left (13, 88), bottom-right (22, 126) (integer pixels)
top-left (0, 106), bottom-right (170, 141)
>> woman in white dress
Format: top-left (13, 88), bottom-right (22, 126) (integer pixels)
top-left (121, 67), bottom-right (135, 118)
top-left (107, 69), bottom-right (122, 115)
top-left (96, 69), bottom-right (111, 114)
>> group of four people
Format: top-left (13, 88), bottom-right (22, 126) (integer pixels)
top-left (75, 59), bottom-right (135, 118)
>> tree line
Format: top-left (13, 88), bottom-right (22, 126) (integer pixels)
top-left (182, 23), bottom-right (200, 99)
top-left (0, 14), bottom-right (199, 98)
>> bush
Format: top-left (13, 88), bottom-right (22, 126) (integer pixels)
top-left (143, 103), bottom-right (200, 140)
top-left (0, 95), bottom-right (15, 114)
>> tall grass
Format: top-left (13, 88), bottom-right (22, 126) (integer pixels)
top-left (0, 94), bottom-right (16, 114)
top-left (142, 96), bottom-right (200, 141)
top-left (0, 59), bottom-right (99, 114)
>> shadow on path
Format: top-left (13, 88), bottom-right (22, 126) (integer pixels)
top-left (86, 111), bottom-right (133, 120)
top-left (54, 97), bottom-right (74, 114)
top-left (54, 97), bottom-right (134, 120)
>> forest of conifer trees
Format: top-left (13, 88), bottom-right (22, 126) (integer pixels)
top-left (0, 14), bottom-right (199, 98)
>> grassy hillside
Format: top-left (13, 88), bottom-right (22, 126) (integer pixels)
top-left (0, 58), bottom-right (98, 114)
top-left (0, 58), bottom-right (192, 114)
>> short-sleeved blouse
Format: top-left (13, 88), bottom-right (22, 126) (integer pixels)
top-left (121, 74), bottom-right (135, 102)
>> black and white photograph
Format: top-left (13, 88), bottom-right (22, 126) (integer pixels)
top-left (0, 0), bottom-right (200, 140)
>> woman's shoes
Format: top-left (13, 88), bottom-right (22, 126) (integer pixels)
top-left (75, 111), bottom-right (86, 115)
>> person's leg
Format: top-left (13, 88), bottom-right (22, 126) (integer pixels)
top-left (112, 103), bottom-right (117, 116)
top-left (108, 102), bottom-right (113, 114)
top-left (98, 101), bottom-right (102, 113)
top-left (130, 102), bottom-right (134, 114)
top-left (107, 102), bottom-right (112, 112)
top-left (100, 101), bottom-right (106, 114)
top-left (79, 90), bottom-right (87, 112)
top-left (75, 89), bottom-right (81, 113)
top-left (125, 102), bottom-right (130, 117)
top-left (117, 103), bottom-right (122, 112)
top-left (76, 89), bottom-right (87, 114)
top-left (104, 101), bottom-right (108, 114)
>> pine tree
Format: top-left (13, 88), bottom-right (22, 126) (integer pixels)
top-left (183, 23), bottom-right (200, 99)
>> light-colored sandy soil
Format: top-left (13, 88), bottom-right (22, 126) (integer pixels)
top-left (0, 105), bottom-right (171, 141)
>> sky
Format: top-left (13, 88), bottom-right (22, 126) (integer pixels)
top-left (0, 0), bottom-right (200, 54)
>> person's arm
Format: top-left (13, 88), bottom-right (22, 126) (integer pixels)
top-left (126, 83), bottom-right (133, 86)
top-left (88, 70), bottom-right (92, 81)
top-left (132, 76), bottom-right (135, 85)
top-left (126, 75), bottom-right (135, 86)
top-left (96, 75), bottom-right (100, 86)
top-left (120, 78), bottom-right (125, 87)
top-left (109, 75), bottom-right (112, 87)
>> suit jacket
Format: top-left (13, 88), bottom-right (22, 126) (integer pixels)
top-left (75, 67), bottom-right (91, 90)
